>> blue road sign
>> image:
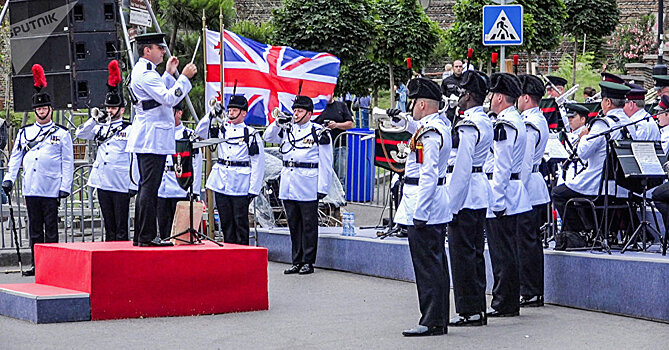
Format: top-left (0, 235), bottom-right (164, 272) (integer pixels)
top-left (482, 5), bottom-right (523, 46)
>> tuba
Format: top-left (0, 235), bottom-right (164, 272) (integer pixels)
top-left (90, 107), bottom-right (110, 124)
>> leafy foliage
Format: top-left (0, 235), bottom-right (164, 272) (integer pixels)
top-left (445, 0), bottom-right (496, 66)
top-left (230, 20), bottom-right (273, 44)
top-left (563, 0), bottom-right (619, 39)
top-left (271, 0), bottom-right (376, 64)
top-left (515, 0), bottom-right (566, 55)
top-left (608, 14), bottom-right (656, 70)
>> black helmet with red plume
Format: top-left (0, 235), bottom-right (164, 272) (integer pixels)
top-left (105, 60), bottom-right (124, 107)
top-left (31, 64), bottom-right (51, 108)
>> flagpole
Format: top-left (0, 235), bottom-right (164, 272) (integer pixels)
top-left (219, 6), bottom-right (225, 101)
top-left (203, 9), bottom-right (215, 240)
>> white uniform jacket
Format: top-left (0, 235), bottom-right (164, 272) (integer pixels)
top-left (76, 118), bottom-right (138, 193)
top-left (126, 57), bottom-right (192, 155)
top-left (195, 114), bottom-right (265, 196)
top-left (488, 106), bottom-right (531, 217)
top-left (661, 125), bottom-right (669, 155)
top-left (264, 120), bottom-right (333, 201)
top-left (521, 107), bottom-right (550, 206)
top-left (448, 106), bottom-right (493, 214)
top-left (395, 112), bottom-right (452, 225)
top-left (4, 121), bottom-right (74, 197)
top-left (557, 125), bottom-right (586, 186)
top-left (630, 108), bottom-right (660, 141)
top-left (158, 123), bottom-right (203, 198)
top-left (567, 113), bottom-right (621, 196)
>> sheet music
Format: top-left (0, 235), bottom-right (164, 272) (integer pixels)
top-left (544, 134), bottom-right (570, 161)
top-left (631, 142), bottom-right (665, 175)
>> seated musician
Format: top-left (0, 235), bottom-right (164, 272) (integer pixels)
top-left (557, 104), bottom-right (590, 186)
top-left (552, 82), bottom-right (631, 231)
top-left (651, 95), bottom-right (669, 233)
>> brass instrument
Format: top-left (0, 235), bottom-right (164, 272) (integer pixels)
top-left (555, 84), bottom-right (580, 106)
top-left (372, 107), bottom-right (411, 133)
top-left (207, 97), bottom-right (228, 122)
top-left (271, 107), bottom-right (294, 129)
top-left (90, 107), bottom-right (110, 124)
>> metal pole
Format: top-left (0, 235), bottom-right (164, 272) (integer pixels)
top-left (118, 2), bottom-right (135, 69)
top-left (204, 10), bottom-right (215, 239)
top-left (142, 0), bottom-right (199, 121)
top-left (655, 0), bottom-right (667, 75)
top-left (0, 0), bottom-right (10, 24)
top-left (499, 0), bottom-right (506, 72)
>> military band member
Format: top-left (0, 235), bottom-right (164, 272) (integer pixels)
top-left (557, 104), bottom-right (590, 185)
top-left (126, 33), bottom-right (197, 247)
top-left (2, 64), bottom-right (74, 276)
top-left (652, 75), bottom-right (669, 100)
top-left (651, 96), bottom-right (669, 231)
top-left (624, 83), bottom-right (660, 141)
top-left (517, 74), bottom-right (550, 307)
top-left (75, 60), bottom-right (137, 242)
top-left (485, 73), bottom-right (531, 318)
top-left (156, 102), bottom-right (203, 239)
top-left (263, 96), bottom-right (333, 275)
top-left (195, 94), bottom-right (265, 245)
top-left (446, 71), bottom-right (492, 327)
top-left (552, 82), bottom-right (631, 230)
top-left (387, 78), bottom-right (452, 337)
top-left (545, 75), bottom-right (573, 130)
top-left (601, 73), bottom-right (637, 140)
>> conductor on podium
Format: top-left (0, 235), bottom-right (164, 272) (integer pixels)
top-left (126, 33), bottom-right (197, 247)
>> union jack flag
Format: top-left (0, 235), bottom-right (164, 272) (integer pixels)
top-left (205, 29), bottom-right (341, 125)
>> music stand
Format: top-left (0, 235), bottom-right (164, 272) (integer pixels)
top-left (543, 134), bottom-right (570, 247)
top-left (612, 140), bottom-right (667, 253)
top-left (164, 138), bottom-right (223, 246)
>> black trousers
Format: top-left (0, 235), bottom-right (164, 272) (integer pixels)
top-left (408, 223), bottom-right (450, 328)
top-left (447, 208), bottom-right (487, 315)
top-left (25, 196), bottom-right (59, 265)
top-left (283, 200), bottom-right (319, 265)
top-left (653, 182), bottom-right (669, 239)
top-left (552, 184), bottom-right (594, 231)
top-left (215, 192), bottom-right (251, 245)
top-left (134, 153), bottom-right (166, 244)
top-left (518, 205), bottom-right (547, 298)
top-left (157, 197), bottom-right (188, 240)
top-left (486, 214), bottom-right (521, 313)
top-left (97, 189), bottom-right (130, 241)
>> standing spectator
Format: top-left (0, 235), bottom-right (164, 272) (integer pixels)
top-left (315, 94), bottom-right (354, 185)
top-left (442, 64), bottom-right (453, 79)
top-left (441, 60), bottom-right (465, 119)
top-left (583, 86), bottom-right (598, 102)
top-left (397, 83), bottom-right (408, 112)
top-left (354, 94), bottom-right (372, 128)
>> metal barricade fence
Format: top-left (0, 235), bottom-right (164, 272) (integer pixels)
top-left (333, 130), bottom-right (393, 208)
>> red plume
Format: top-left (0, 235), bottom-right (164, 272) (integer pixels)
top-left (32, 64), bottom-right (46, 89)
top-left (108, 60), bottom-right (121, 87)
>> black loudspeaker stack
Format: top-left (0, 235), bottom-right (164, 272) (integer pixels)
top-left (9, 0), bottom-right (121, 111)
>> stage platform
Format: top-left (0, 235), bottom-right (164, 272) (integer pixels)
top-left (0, 241), bottom-right (269, 323)
top-left (257, 226), bottom-right (669, 322)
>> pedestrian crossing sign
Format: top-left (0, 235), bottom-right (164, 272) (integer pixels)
top-left (482, 5), bottom-right (523, 46)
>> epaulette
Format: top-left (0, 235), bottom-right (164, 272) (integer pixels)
top-left (524, 121), bottom-right (541, 147)
top-left (20, 123), bottom-right (33, 129)
top-left (56, 123), bottom-right (68, 130)
top-left (414, 125), bottom-right (444, 149)
top-left (591, 116), bottom-right (610, 128)
top-left (122, 121), bottom-right (132, 129)
top-left (454, 119), bottom-right (480, 145)
top-left (494, 119), bottom-right (517, 142)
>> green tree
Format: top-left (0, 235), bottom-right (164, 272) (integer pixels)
top-left (157, 0), bottom-right (236, 52)
top-left (563, 0), bottom-right (619, 84)
top-left (374, 0), bottom-right (442, 106)
top-left (515, 0), bottom-right (566, 58)
top-left (445, 0), bottom-right (495, 70)
top-left (271, 0), bottom-right (376, 64)
top-left (230, 20), bottom-right (273, 44)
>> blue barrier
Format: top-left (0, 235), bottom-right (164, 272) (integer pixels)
top-left (346, 129), bottom-right (375, 202)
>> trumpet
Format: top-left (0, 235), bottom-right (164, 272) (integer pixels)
top-left (90, 107), bottom-right (110, 124)
top-left (271, 107), bottom-right (294, 129)
top-left (207, 97), bottom-right (228, 122)
top-left (555, 84), bottom-right (579, 106)
top-left (372, 107), bottom-right (411, 133)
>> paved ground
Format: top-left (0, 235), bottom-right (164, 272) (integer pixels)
top-left (0, 262), bottom-right (666, 349)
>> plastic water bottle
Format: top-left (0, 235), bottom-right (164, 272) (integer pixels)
top-left (556, 217), bottom-right (562, 233)
top-left (342, 213), bottom-right (350, 236)
top-left (349, 212), bottom-right (356, 236)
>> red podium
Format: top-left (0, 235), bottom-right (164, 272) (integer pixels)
top-left (34, 241), bottom-right (268, 320)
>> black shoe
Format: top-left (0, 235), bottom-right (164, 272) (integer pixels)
top-left (402, 325), bottom-right (445, 337)
top-left (520, 295), bottom-right (544, 307)
top-left (22, 267), bottom-right (35, 277)
top-left (486, 307), bottom-right (519, 318)
top-left (449, 312), bottom-right (487, 327)
top-left (284, 264), bottom-right (302, 275)
top-left (298, 264), bottom-right (314, 275)
top-left (138, 238), bottom-right (174, 247)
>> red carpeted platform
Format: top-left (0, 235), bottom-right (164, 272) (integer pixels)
top-left (34, 241), bottom-right (268, 320)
